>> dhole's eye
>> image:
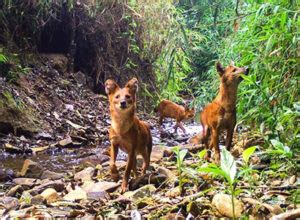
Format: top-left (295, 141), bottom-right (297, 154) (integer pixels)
top-left (125, 95), bottom-right (131, 99)
top-left (115, 95), bottom-right (120, 99)
top-left (233, 68), bottom-right (237, 72)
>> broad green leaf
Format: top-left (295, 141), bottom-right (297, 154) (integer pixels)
top-left (179, 149), bottom-right (188, 163)
top-left (198, 149), bottom-right (207, 160)
top-left (221, 148), bottom-right (237, 184)
top-left (242, 146), bottom-right (257, 164)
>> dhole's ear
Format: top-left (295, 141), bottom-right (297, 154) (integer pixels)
top-left (216, 62), bottom-right (225, 76)
top-left (125, 77), bottom-right (138, 94)
top-left (105, 79), bottom-right (119, 95)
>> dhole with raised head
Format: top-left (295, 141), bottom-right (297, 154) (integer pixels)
top-left (200, 61), bottom-right (249, 163)
top-left (105, 77), bottom-right (152, 192)
top-left (157, 99), bottom-right (195, 134)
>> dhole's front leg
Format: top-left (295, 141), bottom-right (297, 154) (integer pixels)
top-left (211, 128), bottom-right (220, 164)
top-left (110, 142), bottom-right (119, 182)
top-left (122, 151), bottom-right (135, 193)
top-left (225, 117), bottom-right (236, 151)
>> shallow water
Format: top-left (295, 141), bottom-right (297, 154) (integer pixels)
top-left (0, 120), bottom-right (202, 173)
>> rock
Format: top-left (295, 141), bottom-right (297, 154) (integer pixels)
top-left (0, 196), bottom-right (19, 210)
top-left (6, 185), bottom-right (24, 197)
top-left (35, 132), bottom-right (52, 140)
top-left (271, 208), bottom-right (300, 220)
top-left (212, 193), bottom-right (244, 218)
top-left (41, 170), bottom-right (64, 180)
top-left (41, 188), bottom-right (59, 203)
top-left (63, 186), bottom-right (87, 201)
top-left (13, 178), bottom-right (37, 187)
top-left (31, 145), bottom-right (50, 154)
top-left (130, 173), bottom-right (167, 190)
top-left (161, 213), bottom-right (185, 220)
top-left (289, 175), bottom-right (296, 185)
top-left (0, 168), bottom-right (14, 181)
top-left (31, 194), bottom-right (44, 205)
top-left (4, 143), bottom-right (23, 153)
top-left (123, 184), bottom-right (156, 201)
top-left (86, 187), bottom-right (109, 200)
top-left (271, 180), bottom-right (281, 186)
top-left (74, 167), bottom-right (95, 182)
top-left (158, 167), bottom-right (176, 180)
top-left (42, 54), bottom-right (68, 73)
top-left (8, 206), bottom-right (35, 218)
top-left (151, 145), bottom-right (170, 162)
top-left (82, 181), bottom-right (120, 193)
top-left (27, 179), bottom-right (64, 196)
top-left (19, 159), bottom-right (43, 178)
top-left (165, 186), bottom-right (181, 198)
top-left (58, 136), bottom-right (73, 147)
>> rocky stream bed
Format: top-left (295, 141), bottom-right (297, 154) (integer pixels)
top-left (0, 55), bottom-right (299, 219)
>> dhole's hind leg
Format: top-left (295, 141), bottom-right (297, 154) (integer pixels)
top-left (132, 157), bottom-right (138, 178)
top-left (178, 122), bottom-right (186, 134)
top-left (141, 150), bottom-right (150, 175)
top-left (110, 143), bottom-right (119, 182)
top-left (158, 115), bottom-right (164, 132)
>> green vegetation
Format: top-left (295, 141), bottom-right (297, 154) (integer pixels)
top-left (133, 0), bottom-right (299, 159)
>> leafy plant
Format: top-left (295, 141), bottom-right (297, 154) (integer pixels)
top-left (198, 148), bottom-right (239, 219)
top-left (172, 146), bottom-right (188, 195)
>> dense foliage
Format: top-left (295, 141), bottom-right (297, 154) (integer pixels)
top-left (139, 0), bottom-right (299, 153)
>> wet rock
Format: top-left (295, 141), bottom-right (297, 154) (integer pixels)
top-left (41, 170), bottom-right (64, 180)
top-left (6, 185), bottom-right (24, 197)
top-left (19, 159), bottom-right (43, 178)
top-left (123, 184), bottom-right (156, 201)
top-left (0, 196), bottom-right (19, 210)
top-left (212, 193), bottom-right (244, 218)
top-left (63, 186), bottom-right (87, 201)
top-left (0, 168), bottom-right (14, 181)
top-left (81, 154), bottom-right (110, 166)
top-left (13, 178), bottom-right (37, 187)
top-left (41, 188), bottom-right (59, 203)
top-left (27, 179), bottom-right (64, 196)
top-left (82, 180), bottom-right (119, 193)
top-left (74, 167), bottom-right (95, 182)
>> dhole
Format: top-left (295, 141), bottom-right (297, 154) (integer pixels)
top-left (200, 61), bottom-right (249, 163)
top-left (157, 99), bottom-right (195, 134)
top-left (105, 77), bottom-right (152, 192)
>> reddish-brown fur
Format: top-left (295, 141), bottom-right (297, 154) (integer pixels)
top-left (157, 99), bottom-right (195, 133)
top-left (200, 61), bottom-right (249, 163)
top-left (105, 78), bottom-right (152, 192)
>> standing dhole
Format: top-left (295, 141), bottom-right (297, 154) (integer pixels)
top-left (200, 61), bottom-right (249, 163)
top-left (105, 77), bottom-right (152, 192)
top-left (157, 99), bottom-right (195, 134)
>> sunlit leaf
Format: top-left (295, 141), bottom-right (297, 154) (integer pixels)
top-left (221, 148), bottom-right (237, 184)
top-left (242, 146), bottom-right (257, 164)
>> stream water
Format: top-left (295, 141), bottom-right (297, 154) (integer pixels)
top-left (0, 120), bottom-right (202, 174)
